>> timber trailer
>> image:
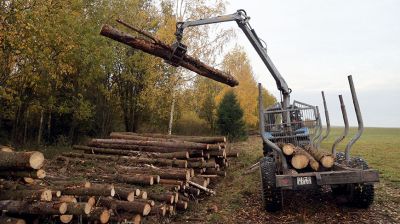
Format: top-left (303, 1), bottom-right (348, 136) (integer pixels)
top-left (169, 9), bottom-right (379, 211)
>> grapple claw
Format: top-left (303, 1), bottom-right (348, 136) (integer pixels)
top-left (166, 41), bottom-right (187, 67)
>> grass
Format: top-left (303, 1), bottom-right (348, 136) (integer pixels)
top-left (320, 127), bottom-right (400, 186)
top-left (194, 127), bottom-right (400, 223)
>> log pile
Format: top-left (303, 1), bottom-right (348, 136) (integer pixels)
top-left (0, 133), bottom-right (239, 223)
top-left (277, 143), bottom-right (335, 172)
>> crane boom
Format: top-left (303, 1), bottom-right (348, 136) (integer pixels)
top-left (174, 9), bottom-right (291, 111)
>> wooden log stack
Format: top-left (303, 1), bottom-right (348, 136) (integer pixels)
top-left (1, 133), bottom-right (239, 223)
top-left (277, 143), bottom-right (335, 172)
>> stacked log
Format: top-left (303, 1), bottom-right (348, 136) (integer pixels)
top-left (1, 133), bottom-right (239, 223)
top-left (277, 143), bottom-right (335, 171)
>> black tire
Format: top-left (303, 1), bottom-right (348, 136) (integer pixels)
top-left (331, 154), bottom-right (374, 208)
top-left (348, 157), bottom-right (374, 208)
top-left (260, 156), bottom-right (282, 212)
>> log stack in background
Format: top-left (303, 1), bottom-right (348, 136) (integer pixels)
top-left (0, 133), bottom-right (239, 223)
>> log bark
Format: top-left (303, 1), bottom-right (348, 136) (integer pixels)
top-left (100, 25), bottom-right (238, 87)
top-left (85, 207), bottom-right (110, 224)
top-left (0, 151), bottom-right (44, 170)
top-left (89, 138), bottom-right (208, 150)
top-left (148, 204), bottom-right (166, 216)
top-left (0, 189), bottom-right (52, 201)
top-left (0, 200), bottom-right (67, 215)
top-left (305, 146), bottom-right (335, 168)
top-left (62, 152), bottom-right (188, 168)
top-left (114, 186), bottom-right (137, 202)
top-left (96, 197), bottom-right (151, 216)
top-left (176, 200), bottom-right (188, 210)
top-left (188, 181), bottom-right (216, 195)
top-left (112, 132), bottom-right (227, 144)
top-left (0, 169), bottom-right (46, 179)
top-left (147, 192), bottom-right (175, 204)
top-left (0, 216), bottom-right (26, 224)
top-left (117, 165), bottom-right (190, 181)
top-left (291, 148), bottom-right (310, 170)
top-left (109, 213), bottom-right (142, 224)
top-left (226, 151), bottom-right (239, 158)
top-left (57, 184), bottom-right (115, 197)
top-left (74, 145), bottom-right (189, 159)
top-left (66, 202), bottom-right (92, 215)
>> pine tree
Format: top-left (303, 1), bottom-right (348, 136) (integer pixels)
top-left (216, 91), bottom-right (247, 141)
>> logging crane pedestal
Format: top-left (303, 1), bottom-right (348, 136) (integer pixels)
top-left (171, 9), bottom-right (379, 212)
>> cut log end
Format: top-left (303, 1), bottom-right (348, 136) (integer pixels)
top-left (30, 152), bottom-right (45, 169)
top-left (36, 169), bottom-right (46, 179)
top-left (143, 204), bottom-right (151, 216)
top-left (291, 154), bottom-right (309, 169)
top-left (41, 189), bottom-right (53, 201)
top-left (127, 192), bottom-right (135, 202)
top-left (84, 203), bottom-right (93, 215)
top-left (59, 202), bottom-right (68, 214)
top-left (321, 156), bottom-right (335, 168)
top-left (99, 209), bottom-right (111, 224)
top-left (60, 215), bottom-right (73, 223)
top-left (282, 144), bottom-right (295, 156)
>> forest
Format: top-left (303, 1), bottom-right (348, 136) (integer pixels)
top-left (0, 0), bottom-right (276, 146)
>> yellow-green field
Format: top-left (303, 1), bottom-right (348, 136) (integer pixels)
top-left (321, 127), bottom-right (400, 186)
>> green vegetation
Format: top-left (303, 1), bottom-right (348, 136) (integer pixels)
top-left (216, 91), bottom-right (247, 141)
top-left (321, 127), bottom-right (400, 186)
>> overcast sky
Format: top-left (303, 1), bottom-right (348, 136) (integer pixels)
top-left (219, 0), bottom-right (400, 127)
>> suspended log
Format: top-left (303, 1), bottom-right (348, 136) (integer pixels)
top-left (305, 146), bottom-right (335, 168)
top-left (96, 197), bottom-right (151, 216)
top-left (100, 24), bottom-right (238, 86)
top-left (0, 216), bottom-right (26, 224)
top-left (0, 151), bottom-right (44, 170)
top-left (89, 138), bottom-right (208, 150)
top-left (0, 189), bottom-right (52, 201)
top-left (0, 200), bottom-right (67, 215)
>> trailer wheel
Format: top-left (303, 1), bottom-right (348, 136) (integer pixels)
top-left (348, 157), bottom-right (375, 208)
top-left (260, 156), bottom-right (282, 212)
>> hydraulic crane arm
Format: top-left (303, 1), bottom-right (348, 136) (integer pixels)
top-left (174, 9), bottom-right (291, 109)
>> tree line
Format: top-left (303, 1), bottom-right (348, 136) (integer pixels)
top-left (0, 0), bottom-right (276, 146)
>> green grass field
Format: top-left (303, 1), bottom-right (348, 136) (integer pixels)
top-left (321, 127), bottom-right (400, 186)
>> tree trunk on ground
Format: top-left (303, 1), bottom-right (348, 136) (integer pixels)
top-left (65, 202), bottom-right (92, 215)
top-left (100, 25), bottom-right (238, 87)
top-left (112, 132), bottom-right (227, 144)
top-left (116, 165), bottom-right (190, 181)
top-left (89, 138), bottom-right (208, 150)
top-left (0, 169), bottom-right (46, 179)
top-left (74, 145), bottom-right (189, 159)
top-left (61, 152), bottom-right (188, 168)
top-left (0, 200), bottom-right (67, 215)
top-left (0, 151), bottom-right (44, 169)
top-left (0, 189), bottom-right (52, 201)
top-left (96, 197), bottom-right (151, 216)
top-left (56, 184), bottom-right (115, 197)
